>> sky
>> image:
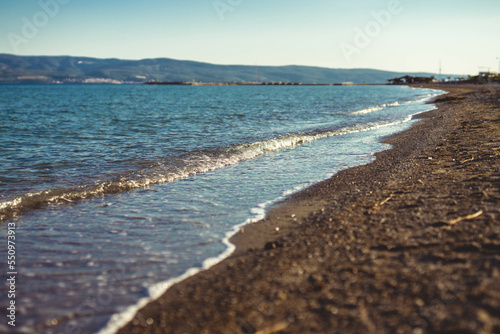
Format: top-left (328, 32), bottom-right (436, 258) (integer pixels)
top-left (0, 0), bottom-right (499, 75)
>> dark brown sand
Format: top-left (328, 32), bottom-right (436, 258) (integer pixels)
top-left (118, 84), bottom-right (500, 334)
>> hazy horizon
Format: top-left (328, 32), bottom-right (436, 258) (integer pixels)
top-left (1, 0), bottom-right (499, 75)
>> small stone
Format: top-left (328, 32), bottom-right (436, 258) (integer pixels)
top-left (278, 291), bottom-right (287, 301)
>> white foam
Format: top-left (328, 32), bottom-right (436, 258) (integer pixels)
top-left (281, 183), bottom-right (313, 197)
top-left (406, 89), bottom-right (445, 104)
top-left (350, 105), bottom-right (384, 115)
top-left (350, 100), bottom-right (400, 115)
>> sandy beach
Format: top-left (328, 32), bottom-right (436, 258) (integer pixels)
top-left (118, 84), bottom-right (500, 334)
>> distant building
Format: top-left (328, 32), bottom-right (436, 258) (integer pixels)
top-left (479, 71), bottom-right (498, 77)
top-left (388, 75), bottom-right (437, 84)
top-left (474, 71), bottom-right (500, 84)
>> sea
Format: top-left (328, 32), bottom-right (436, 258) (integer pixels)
top-left (0, 83), bottom-right (443, 333)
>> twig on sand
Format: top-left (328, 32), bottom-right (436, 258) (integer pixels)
top-left (372, 194), bottom-right (394, 210)
top-left (254, 321), bottom-right (289, 334)
top-left (460, 157), bottom-right (475, 164)
top-left (447, 210), bottom-right (483, 227)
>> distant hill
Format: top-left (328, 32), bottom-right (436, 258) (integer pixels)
top-left (0, 54), bottom-right (445, 84)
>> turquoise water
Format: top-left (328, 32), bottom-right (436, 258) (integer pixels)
top-left (0, 84), bottom-right (442, 333)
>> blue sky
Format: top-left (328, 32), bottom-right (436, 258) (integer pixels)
top-left (1, 0), bottom-right (499, 75)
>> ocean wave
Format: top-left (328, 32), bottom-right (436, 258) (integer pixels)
top-left (350, 101), bottom-right (400, 115)
top-left (405, 92), bottom-right (443, 104)
top-left (0, 118), bottom-right (412, 222)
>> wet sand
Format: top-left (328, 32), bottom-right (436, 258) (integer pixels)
top-left (118, 84), bottom-right (500, 333)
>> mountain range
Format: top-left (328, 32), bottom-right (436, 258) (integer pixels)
top-left (0, 54), bottom-right (446, 84)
